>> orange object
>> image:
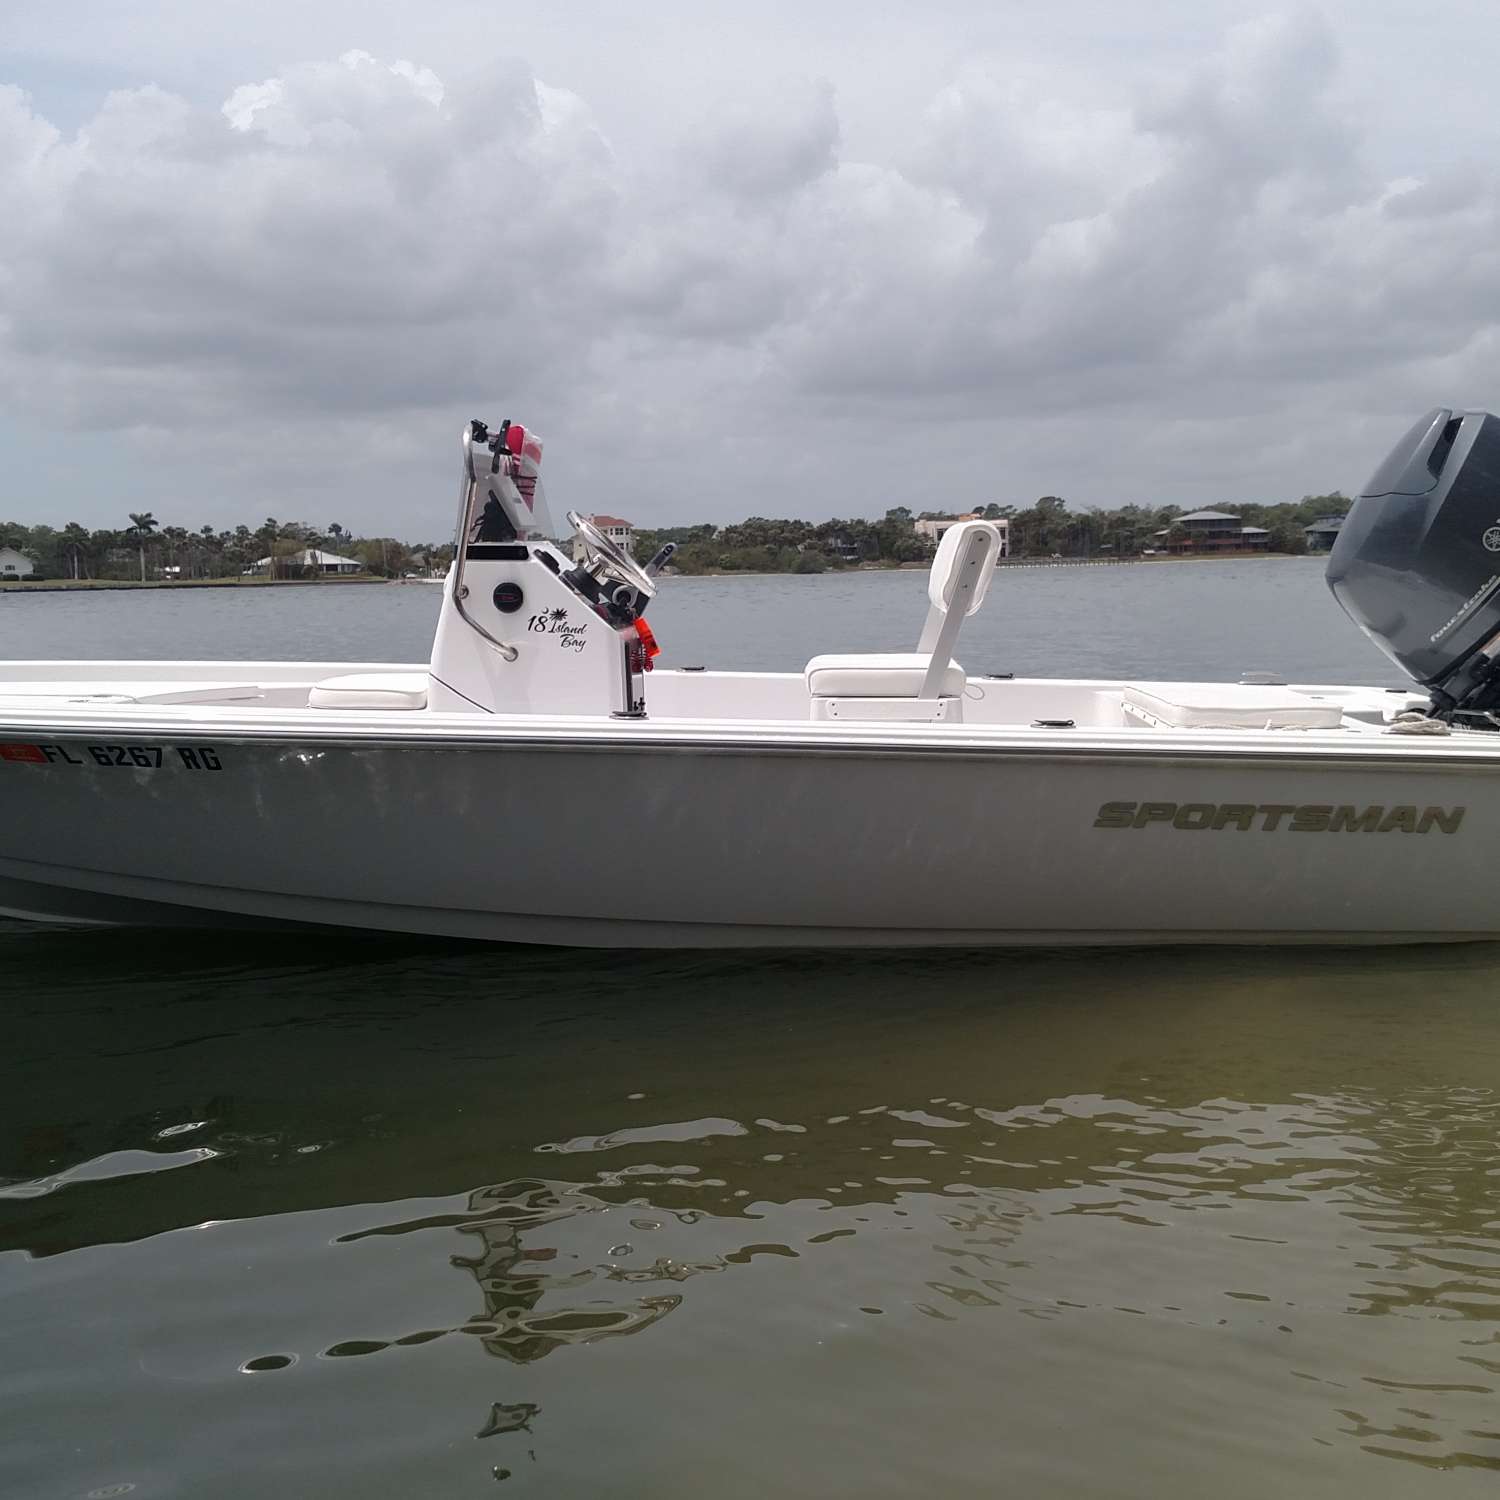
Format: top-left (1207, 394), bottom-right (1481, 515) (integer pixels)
top-left (634, 617), bottom-right (661, 668)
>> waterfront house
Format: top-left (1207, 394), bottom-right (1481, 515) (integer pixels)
top-left (822, 532), bottom-right (865, 563)
top-left (1304, 517), bottom-right (1344, 552)
top-left (573, 515), bottom-right (635, 563)
top-left (1162, 511), bottom-right (1272, 554)
top-left (248, 548), bottom-right (363, 575)
top-left (0, 546), bottom-right (34, 578)
top-left (914, 513), bottom-right (1011, 556)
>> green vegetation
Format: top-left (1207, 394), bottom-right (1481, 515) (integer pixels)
top-left (0, 489), bottom-right (1352, 583)
top-left (633, 509), bottom-right (930, 576)
top-left (995, 493), bottom-right (1350, 558)
top-left (633, 492), bottom-right (1352, 573)
top-left (0, 515), bottom-right (453, 582)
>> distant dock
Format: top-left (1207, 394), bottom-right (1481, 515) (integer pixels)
top-left (995, 556), bottom-right (1136, 569)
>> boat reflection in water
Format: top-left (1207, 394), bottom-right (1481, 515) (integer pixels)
top-left (331, 1176), bottom-right (684, 1362)
top-left (327, 1175), bottom-right (686, 1450)
top-left (2, 930), bottom-right (1500, 1495)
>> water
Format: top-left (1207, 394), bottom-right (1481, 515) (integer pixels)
top-left (0, 557), bottom-right (1398, 682)
top-left (3, 562), bottom-right (1498, 1498)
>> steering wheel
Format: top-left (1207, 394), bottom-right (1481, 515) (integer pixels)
top-left (567, 510), bottom-right (657, 599)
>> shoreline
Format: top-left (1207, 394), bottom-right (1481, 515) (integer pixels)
top-left (0, 552), bottom-right (1325, 591)
top-left (0, 576), bottom-right (391, 593)
top-left (667, 551), bottom-right (1322, 578)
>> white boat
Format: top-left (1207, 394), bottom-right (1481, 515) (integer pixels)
top-left (3, 409), bottom-right (1499, 948)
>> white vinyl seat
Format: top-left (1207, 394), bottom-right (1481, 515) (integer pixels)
top-left (308, 672), bottom-right (429, 711)
top-left (1122, 682), bottom-right (1343, 730)
top-left (805, 653), bottom-right (967, 699)
top-left (805, 521), bottom-right (1004, 721)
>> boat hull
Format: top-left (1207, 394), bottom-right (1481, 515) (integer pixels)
top-left (0, 730), bottom-right (1494, 946)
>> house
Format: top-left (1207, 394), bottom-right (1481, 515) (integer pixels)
top-left (822, 532), bottom-right (865, 563)
top-left (914, 513), bottom-right (1011, 556)
top-left (1167, 509), bottom-right (1244, 550)
top-left (573, 515), bottom-right (634, 563)
top-left (248, 548), bottom-right (363, 575)
top-left (1304, 516), bottom-right (1344, 552)
top-left (1162, 511), bottom-right (1270, 554)
top-left (0, 546), bottom-right (34, 578)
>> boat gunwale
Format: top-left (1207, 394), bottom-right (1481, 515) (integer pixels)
top-left (0, 706), bottom-right (1495, 770)
top-left (0, 660), bottom-right (1475, 766)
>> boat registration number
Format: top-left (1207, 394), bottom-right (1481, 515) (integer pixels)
top-left (0, 742), bottom-right (223, 771)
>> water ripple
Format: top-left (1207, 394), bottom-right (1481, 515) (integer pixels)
top-left (9, 946), bottom-right (1500, 1492)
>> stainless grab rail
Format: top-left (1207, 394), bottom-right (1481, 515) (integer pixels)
top-left (450, 434), bottom-right (519, 663)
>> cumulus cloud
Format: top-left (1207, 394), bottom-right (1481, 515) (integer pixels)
top-left (3, 13), bottom-right (1500, 527)
top-left (0, 52), bottom-right (623, 433)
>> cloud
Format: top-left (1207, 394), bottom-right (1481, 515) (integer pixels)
top-left (4, 13), bottom-right (1500, 528)
top-left (0, 53), bottom-right (624, 434)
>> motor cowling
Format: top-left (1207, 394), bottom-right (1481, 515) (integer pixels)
top-left (1328, 408), bottom-right (1500, 716)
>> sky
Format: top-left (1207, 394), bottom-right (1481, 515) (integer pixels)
top-left (4, 1), bottom-right (1500, 537)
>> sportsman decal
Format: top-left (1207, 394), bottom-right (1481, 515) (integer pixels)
top-left (1093, 800), bottom-right (1464, 833)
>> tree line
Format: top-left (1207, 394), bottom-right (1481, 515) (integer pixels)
top-left (0, 514), bottom-right (454, 581)
top-left (634, 492), bottom-right (1352, 574)
top-left (1, 490), bottom-right (1353, 581)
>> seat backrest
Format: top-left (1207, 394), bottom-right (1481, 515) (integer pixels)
top-left (915, 522), bottom-right (1002, 695)
top-left (928, 521), bottom-right (1002, 617)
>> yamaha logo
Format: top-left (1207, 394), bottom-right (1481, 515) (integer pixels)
top-left (1484, 525), bottom-right (1500, 552)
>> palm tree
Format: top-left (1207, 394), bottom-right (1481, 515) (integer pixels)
top-left (256, 517), bottom-right (283, 579)
top-left (161, 525), bottom-right (189, 581)
top-left (61, 521), bottom-right (91, 580)
top-left (127, 511), bottom-right (158, 583)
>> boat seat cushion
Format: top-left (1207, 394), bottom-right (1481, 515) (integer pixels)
top-left (1123, 682), bottom-right (1342, 730)
top-left (308, 672), bottom-right (429, 711)
top-left (805, 653), bottom-right (966, 699)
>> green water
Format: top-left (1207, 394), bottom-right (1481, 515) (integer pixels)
top-left (3, 930), bottom-right (1499, 1498)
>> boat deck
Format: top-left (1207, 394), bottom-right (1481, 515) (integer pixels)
top-left (0, 661), bottom-right (1429, 740)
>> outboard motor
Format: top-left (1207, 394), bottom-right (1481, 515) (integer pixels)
top-left (1328, 407), bottom-right (1500, 726)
